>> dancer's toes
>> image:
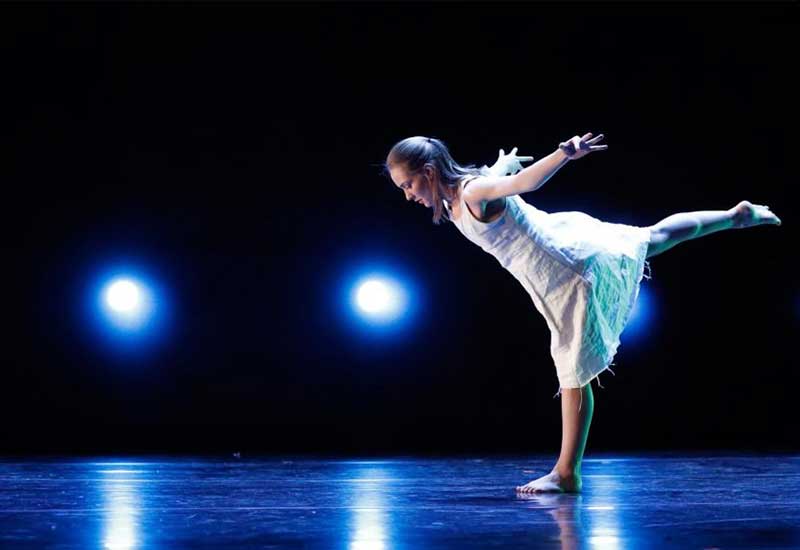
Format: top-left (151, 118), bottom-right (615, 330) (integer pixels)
top-left (754, 203), bottom-right (781, 225)
top-left (516, 470), bottom-right (581, 494)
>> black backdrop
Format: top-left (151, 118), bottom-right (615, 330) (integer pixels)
top-left (2, 3), bottom-right (796, 455)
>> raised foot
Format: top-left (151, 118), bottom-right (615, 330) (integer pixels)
top-left (731, 200), bottom-right (782, 228)
top-left (516, 469), bottom-right (582, 494)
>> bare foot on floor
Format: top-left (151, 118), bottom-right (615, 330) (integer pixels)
top-left (516, 469), bottom-right (582, 494)
top-left (731, 200), bottom-right (782, 228)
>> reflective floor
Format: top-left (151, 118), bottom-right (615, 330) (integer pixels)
top-left (1, 454), bottom-right (799, 549)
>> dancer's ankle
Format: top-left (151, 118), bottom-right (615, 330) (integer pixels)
top-left (554, 461), bottom-right (580, 479)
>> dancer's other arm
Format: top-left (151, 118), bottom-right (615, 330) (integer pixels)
top-left (465, 133), bottom-right (607, 203)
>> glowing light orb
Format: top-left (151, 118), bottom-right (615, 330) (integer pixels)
top-left (81, 262), bottom-right (172, 355)
top-left (105, 279), bottom-right (141, 313)
top-left (98, 275), bottom-right (155, 331)
top-left (356, 280), bottom-right (395, 314)
top-left (341, 264), bottom-right (420, 337)
top-left (352, 277), bottom-right (408, 323)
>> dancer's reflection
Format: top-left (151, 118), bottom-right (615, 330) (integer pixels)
top-left (518, 493), bottom-right (583, 550)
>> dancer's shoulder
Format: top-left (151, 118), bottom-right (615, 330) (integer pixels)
top-left (463, 174), bottom-right (518, 204)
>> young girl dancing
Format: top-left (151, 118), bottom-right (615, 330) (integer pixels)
top-left (385, 133), bottom-right (781, 493)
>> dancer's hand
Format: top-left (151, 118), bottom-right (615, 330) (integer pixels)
top-left (559, 133), bottom-right (607, 160)
top-left (489, 147), bottom-right (534, 176)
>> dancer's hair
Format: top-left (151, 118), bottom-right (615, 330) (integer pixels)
top-left (385, 136), bottom-right (486, 225)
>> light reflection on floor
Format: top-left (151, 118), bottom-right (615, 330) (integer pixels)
top-left (0, 455), bottom-right (798, 549)
top-left (99, 468), bottom-right (142, 550)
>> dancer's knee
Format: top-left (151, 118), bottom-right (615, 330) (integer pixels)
top-left (647, 227), bottom-right (669, 245)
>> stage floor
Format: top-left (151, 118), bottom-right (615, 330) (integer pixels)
top-left (1, 454), bottom-right (798, 549)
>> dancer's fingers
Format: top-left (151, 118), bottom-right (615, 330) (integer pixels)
top-left (587, 134), bottom-right (605, 144)
top-left (590, 145), bottom-right (609, 151)
top-left (581, 132), bottom-right (593, 141)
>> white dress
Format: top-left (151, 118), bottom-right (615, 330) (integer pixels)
top-left (444, 175), bottom-right (652, 389)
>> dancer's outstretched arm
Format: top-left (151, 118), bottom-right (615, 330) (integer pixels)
top-left (467, 133), bottom-right (607, 203)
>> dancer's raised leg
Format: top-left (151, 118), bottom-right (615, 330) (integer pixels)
top-left (646, 200), bottom-right (781, 258)
top-left (517, 384), bottom-right (593, 494)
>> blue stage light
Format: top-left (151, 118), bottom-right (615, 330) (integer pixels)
top-left (100, 277), bottom-right (153, 330)
top-left (620, 284), bottom-right (655, 344)
top-left (336, 260), bottom-right (422, 340)
top-left (355, 278), bottom-right (403, 318)
top-left (349, 273), bottom-right (411, 327)
top-left (105, 279), bottom-right (141, 313)
top-left (81, 261), bottom-right (171, 355)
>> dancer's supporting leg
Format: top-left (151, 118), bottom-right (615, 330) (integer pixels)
top-left (517, 384), bottom-right (593, 494)
top-left (646, 200), bottom-right (781, 258)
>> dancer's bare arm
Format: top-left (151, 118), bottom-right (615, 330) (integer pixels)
top-left (465, 133), bottom-right (606, 203)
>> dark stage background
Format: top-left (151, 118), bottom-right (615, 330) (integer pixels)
top-left (1, 4), bottom-right (796, 455)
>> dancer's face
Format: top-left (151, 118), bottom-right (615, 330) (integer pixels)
top-left (389, 163), bottom-right (435, 208)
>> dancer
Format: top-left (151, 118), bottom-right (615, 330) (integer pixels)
top-left (385, 133), bottom-right (781, 493)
